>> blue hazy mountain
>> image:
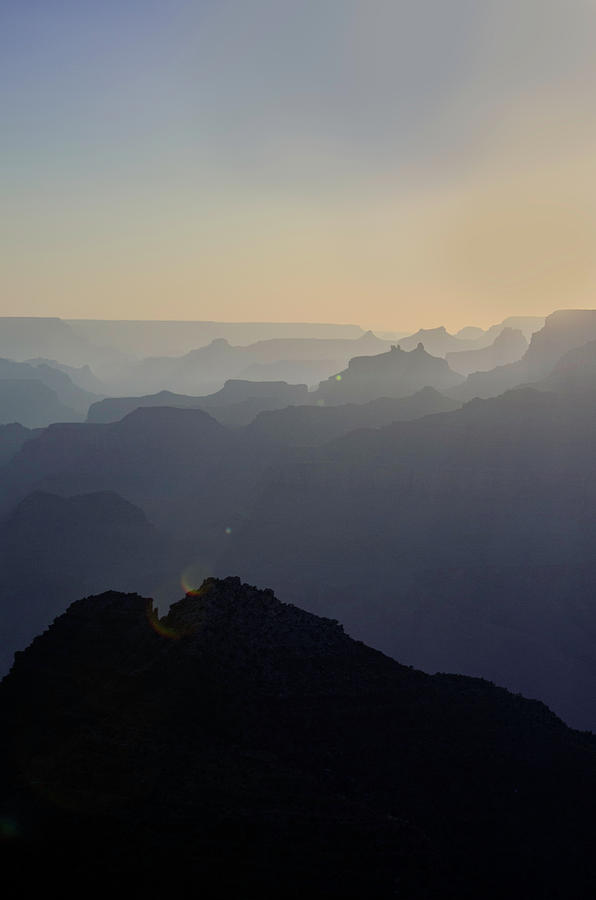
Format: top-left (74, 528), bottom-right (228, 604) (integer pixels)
top-left (87, 380), bottom-right (308, 426)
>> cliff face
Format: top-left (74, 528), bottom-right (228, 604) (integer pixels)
top-left (454, 308), bottom-right (596, 400)
top-left (313, 343), bottom-right (463, 404)
top-left (2, 577), bottom-right (596, 897)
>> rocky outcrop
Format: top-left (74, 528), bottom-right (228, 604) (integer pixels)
top-left (313, 343), bottom-right (463, 404)
top-left (3, 576), bottom-right (596, 896)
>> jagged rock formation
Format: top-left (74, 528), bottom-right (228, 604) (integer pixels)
top-left (446, 327), bottom-right (528, 376)
top-left (2, 576), bottom-right (596, 897)
top-left (313, 343), bottom-right (463, 404)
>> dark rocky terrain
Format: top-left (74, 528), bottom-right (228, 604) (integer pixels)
top-left (2, 576), bottom-right (596, 897)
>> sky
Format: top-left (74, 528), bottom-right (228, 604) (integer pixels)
top-left (1, 0), bottom-right (596, 332)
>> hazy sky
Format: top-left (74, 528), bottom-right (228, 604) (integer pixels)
top-left (2, 0), bottom-right (596, 331)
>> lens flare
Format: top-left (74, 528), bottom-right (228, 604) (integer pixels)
top-left (180, 559), bottom-right (212, 595)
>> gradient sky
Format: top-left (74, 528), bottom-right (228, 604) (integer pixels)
top-left (2, 0), bottom-right (596, 331)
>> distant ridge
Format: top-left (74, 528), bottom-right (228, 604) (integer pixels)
top-left (452, 308), bottom-right (596, 400)
top-left (67, 319), bottom-right (365, 358)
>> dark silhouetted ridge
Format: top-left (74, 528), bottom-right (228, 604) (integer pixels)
top-left (3, 577), bottom-right (596, 897)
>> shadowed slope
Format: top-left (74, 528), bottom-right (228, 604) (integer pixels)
top-left (221, 386), bottom-right (596, 730)
top-left (2, 577), bottom-right (596, 897)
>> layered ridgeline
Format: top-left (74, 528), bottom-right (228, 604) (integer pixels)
top-left (114, 331), bottom-right (391, 395)
top-left (0, 317), bottom-right (125, 376)
top-left (5, 310), bottom-right (596, 731)
top-left (2, 577), bottom-right (596, 897)
top-left (245, 387), bottom-right (460, 446)
top-left (313, 343), bottom-right (464, 404)
top-left (221, 375), bottom-right (596, 731)
top-left (446, 327), bottom-right (528, 376)
top-left (87, 380), bottom-right (309, 427)
top-left (393, 316), bottom-right (542, 358)
top-left (452, 309), bottom-right (596, 400)
top-left (67, 318), bottom-right (365, 357)
top-left (0, 358), bottom-right (100, 426)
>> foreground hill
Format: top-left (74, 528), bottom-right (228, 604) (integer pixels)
top-left (2, 577), bottom-right (596, 897)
